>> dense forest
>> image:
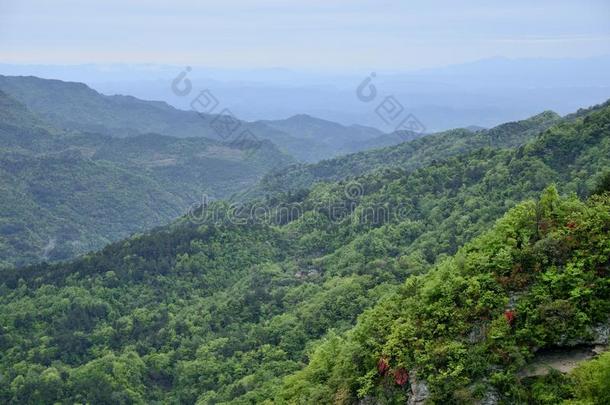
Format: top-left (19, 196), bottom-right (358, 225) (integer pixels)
top-left (1, 98), bottom-right (609, 403)
top-left (280, 188), bottom-right (610, 404)
top-left (0, 74), bottom-right (446, 267)
top-left (244, 109), bottom-right (563, 199)
top-left (0, 88), bottom-right (292, 267)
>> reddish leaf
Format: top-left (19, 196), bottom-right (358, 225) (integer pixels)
top-left (394, 368), bottom-right (409, 386)
top-left (377, 357), bottom-right (389, 375)
top-left (504, 309), bottom-right (516, 325)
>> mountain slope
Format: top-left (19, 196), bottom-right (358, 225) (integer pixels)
top-left (279, 189), bottom-right (610, 404)
top-left (245, 109), bottom-right (563, 198)
top-left (0, 91), bottom-right (293, 267)
top-left (0, 100), bottom-right (608, 403)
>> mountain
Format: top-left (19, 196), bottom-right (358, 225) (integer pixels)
top-left (261, 115), bottom-right (382, 143)
top-left (0, 75), bottom-right (404, 162)
top-left (245, 109), bottom-right (563, 198)
top-left (465, 124), bottom-right (486, 132)
top-left (0, 74), bottom-right (283, 140)
top-left (258, 114), bottom-right (403, 161)
top-left (0, 99), bottom-right (608, 403)
top-left (0, 90), bottom-right (293, 267)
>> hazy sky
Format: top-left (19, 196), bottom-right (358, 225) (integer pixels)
top-left (1, 0), bottom-right (609, 69)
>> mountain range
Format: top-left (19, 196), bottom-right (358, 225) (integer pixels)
top-left (0, 72), bottom-right (609, 403)
top-left (0, 75), bottom-right (608, 403)
top-left (0, 75), bottom-right (424, 266)
top-left (0, 75), bottom-right (408, 162)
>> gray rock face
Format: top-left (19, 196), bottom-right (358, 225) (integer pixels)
top-left (556, 320), bottom-right (610, 347)
top-left (507, 292), bottom-right (523, 310)
top-left (407, 372), bottom-right (430, 405)
top-left (477, 387), bottom-right (500, 405)
top-left (591, 323), bottom-right (609, 345)
top-left (519, 345), bottom-right (607, 377)
top-left (468, 323), bottom-right (487, 344)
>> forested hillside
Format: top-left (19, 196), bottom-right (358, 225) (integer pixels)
top-left (0, 100), bottom-right (608, 403)
top-left (0, 75), bottom-right (404, 162)
top-left (0, 74), bottom-right (578, 268)
top-left (0, 90), bottom-right (292, 267)
top-left (280, 189), bottom-right (610, 404)
top-left (246, 109), bottom-right (563, 198)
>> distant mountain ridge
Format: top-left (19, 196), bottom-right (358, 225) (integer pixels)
top-left (0, 75), bottom-right (407, 162)
top-left (258, 113), bottom-right (417, 161)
